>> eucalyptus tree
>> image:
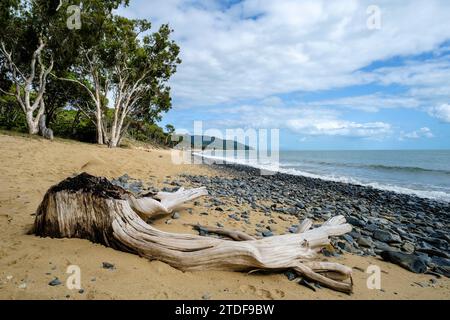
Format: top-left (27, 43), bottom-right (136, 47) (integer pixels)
top-left (63, 15), bottom-right (181, 147)
top-left (0, 0), bottom-right (57, 134)
top-left (0, 0), bottom-right (128, 136)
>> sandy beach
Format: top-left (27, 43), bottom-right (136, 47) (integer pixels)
top-left (0, 132), bottom-right (449, 300)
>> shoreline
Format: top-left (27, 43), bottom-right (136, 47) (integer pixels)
top-left (186, 158), bottom-right (450, 277)
top-left (193, 152), bottom-right (450, 204)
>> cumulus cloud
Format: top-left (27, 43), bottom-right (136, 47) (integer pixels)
top-left (429, 104), bottom-right (450, 122)
top-left (118, 0), bottom-right (450, 107)
top-left (399, 127), bottom-right (434, 140)
top-left (209, 104), bottom-right (392, 139)
top-left (286, 119), bottom-right (391, 138)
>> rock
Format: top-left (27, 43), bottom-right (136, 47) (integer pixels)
top-left (373, 240), bottom-right (397, 252)
top-left (284, 270), bottom-right (296, 281)
top-left (18, 283), bottom-right (27, 289)
top-left (216, 222), bottom-right (224, 228)
top-left (322, 249), bottom-right (333, 257)
top-left (165, 219), bottom-right (172, 225)
top-left (402, 241), bottom-right (415, 254)
top-left (346, 216), bottom-right (365, 228)
top-left (118, 174), bottom-right (129, 183)
top-left (48, 278), bottom-right (62, 286)
top-left (228, 214), bottom-right (240, 221)
top-left (342, 234), bottom-right (354, 244)
top-left (102, 262), bottom-right (115, 270)
top-left (357, 237), bottom-right (374, 248)
top-left (78, 289), bottom-right (85, 294)
top-left (262, 230), bottom-right (273, 237)
top-left (373, 230), bottom-right (401, 243)
top-left (172, 212), bottom-right (180, 219)
top-left (380, 251), bottom-right (427, 274)
top-left (288, 226), bottom-right (298, 234)
top-left (202, 293), bottom-right (211, 300)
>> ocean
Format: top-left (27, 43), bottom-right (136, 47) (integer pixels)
top-left (196, 150), bottom-right (450, 202)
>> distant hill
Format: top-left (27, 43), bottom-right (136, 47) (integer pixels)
top-left (173, 134), bottom-right (252, 151)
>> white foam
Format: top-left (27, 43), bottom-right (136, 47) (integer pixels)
top-left (194, 152), bottom-right (450, 203)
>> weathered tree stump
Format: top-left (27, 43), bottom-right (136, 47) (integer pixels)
top-left (34, 173), bottom-right (354, 293)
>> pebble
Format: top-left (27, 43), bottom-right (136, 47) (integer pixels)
top-left (288, 226), bottom-right (298, 233)
top-left (373, 230), bottom-right (402, 243)
top-left (48, 278), bottom-right (62, 286)
top-left (102, 262), bottom-right (115, 270)
top-left (172, 212), bottom-right (180, 219)
top-left (357, 237), bottom-right (374, 248)
top-left (262, 230), bottom-right (274, 237)
top-left (202, 293), bottom-right (211, 300)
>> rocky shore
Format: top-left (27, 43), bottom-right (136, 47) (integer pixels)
top-left (185, 163), bottom-right (450, 277)
top-left (113, 160), bottom-right (450, 280)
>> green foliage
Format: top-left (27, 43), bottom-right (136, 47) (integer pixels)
top-left (0, 94), bottom-right (26, 131)
top-left (0, 0), bottom-right (179, 148)
top-left (51, 109), bottom-right (97, 143)
top-left (128, 121), bottom-right (174, 146)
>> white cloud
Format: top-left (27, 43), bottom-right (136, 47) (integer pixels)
top-left (429, 103), bottom-right (450, 122)
top-left (399, 127), bottom-right (434, 140)
top-left (118, 0), bottom-right (450, 107)
top-left (287, 119), bottom-right (391, 138)
top-left (209, 103), bottom-right (392, 139)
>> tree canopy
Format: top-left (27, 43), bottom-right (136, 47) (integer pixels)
top-left (0, 0), bottom-right (179, 147)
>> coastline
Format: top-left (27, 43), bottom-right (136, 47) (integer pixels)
top-left (0, 134), bottom-right (449, 300)
top-left (194, 151), bottom-right (450, 203)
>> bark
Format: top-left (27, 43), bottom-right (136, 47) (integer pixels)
top-left (33, 173), bottom-right (354, 293)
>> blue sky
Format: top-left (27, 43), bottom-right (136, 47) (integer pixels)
top-left (119, 0), bottom-right (450, 150)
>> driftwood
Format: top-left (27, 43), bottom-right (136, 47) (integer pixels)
top-left (33, 173), bottom-right (354, 293)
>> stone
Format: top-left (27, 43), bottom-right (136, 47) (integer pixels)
top-left (346, 216), bottom-right (365, 228)
top-left (262, 230), bottom-right (273, 237)
top-left (228, 214), bottom-right (240, 221)
top-left (288, 226), bottom-right (298, 234)
top-left (357, 237), bottom-right (374, 248)
top-left (284, 270), bottom-right (296, 281)
top-left (18, 283), bottom-right (27, 289)
top-left (48, 278), bottom-right (62, 286)
top-left (102, 262), bottom-right (115, 270)
top-left (202, 293), bottom-right (211, 300)
top-left (172, 212), bottom-right (181, 219)
top-left (373, 230), bottom-right (402, 243)
top-left (402, 241), bottom-right (415, 254)
top-left (380, 251), bottom-right (427, 274)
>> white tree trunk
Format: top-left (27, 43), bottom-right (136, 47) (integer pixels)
top-left (95, 103), bottom-right (104, 145)
top-left (0, 39), bottom-right (53, 137)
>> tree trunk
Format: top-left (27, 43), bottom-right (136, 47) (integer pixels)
top-left (33, 173), bottom-right (354, 293)
top-left (26, 112), bottom-right (39, 135)
top-left (96, 105), bottom-right (104, 145)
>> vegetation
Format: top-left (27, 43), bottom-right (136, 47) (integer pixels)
top-left (0, 0), bottom-right (179, 147)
